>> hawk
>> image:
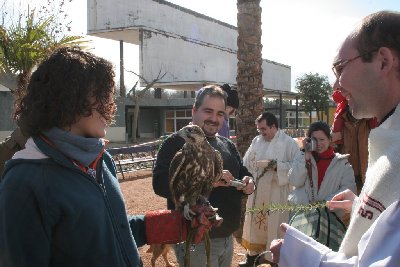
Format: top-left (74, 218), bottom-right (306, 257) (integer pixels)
top-left (169, 124), bottom-right (223, 220)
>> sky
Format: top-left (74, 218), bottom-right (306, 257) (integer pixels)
top-left (6, 0), bottom-right (400, 91)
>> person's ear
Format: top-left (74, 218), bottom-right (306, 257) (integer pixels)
top-left (378, 47), bottom-right (395, 72)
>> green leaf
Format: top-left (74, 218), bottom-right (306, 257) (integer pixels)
top-left (247, 201), bottom-right (328, 214)
top-left (295, 73), bottom-right (333, 119)
top-left (0, 7), bottom-right (88, 93)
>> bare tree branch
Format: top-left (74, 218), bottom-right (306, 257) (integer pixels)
top-left (126, 67), bottom-right (168, 90)
top-left (125, 67), bottom-right (169, 143)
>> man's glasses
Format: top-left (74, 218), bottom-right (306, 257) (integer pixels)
top-left (332, 49), bottom-right (378, 78)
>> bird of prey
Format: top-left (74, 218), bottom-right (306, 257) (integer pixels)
top-left (169, 124), bottom-right (223, 220)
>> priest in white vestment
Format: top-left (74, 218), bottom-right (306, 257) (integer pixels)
top-left (239, 112), bottom-right (299, 267)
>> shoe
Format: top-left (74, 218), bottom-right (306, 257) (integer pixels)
top-left (238, 254), bottom-right (259, 267)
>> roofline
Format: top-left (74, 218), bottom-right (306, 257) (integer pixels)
top-left (153, 0), bottom-right (237, 30)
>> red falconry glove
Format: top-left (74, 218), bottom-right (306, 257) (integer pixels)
top-left (190, 202), bottom-right (223, 244)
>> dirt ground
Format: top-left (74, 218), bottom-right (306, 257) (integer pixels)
top-left (119, 169), bottom-right (247, 267)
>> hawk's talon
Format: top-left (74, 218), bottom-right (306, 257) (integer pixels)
top-left (183, 203), bottom-right (196, 220)
top-left (207, 214), bottom-right (216, 220)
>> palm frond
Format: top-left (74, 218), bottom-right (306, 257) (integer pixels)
top-left (0, 8), bottom-right (87, 87)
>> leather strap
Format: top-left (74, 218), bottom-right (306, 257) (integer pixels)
top-left (306, 158), bottom-right (315, 202)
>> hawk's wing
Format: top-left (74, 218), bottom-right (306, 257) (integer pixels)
top-left (168, 149), bottom-right (186, 205)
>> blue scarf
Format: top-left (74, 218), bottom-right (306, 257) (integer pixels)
top-left (43, 127), bottom-right (105, 167)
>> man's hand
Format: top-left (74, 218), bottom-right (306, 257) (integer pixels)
top-left (241, 176), bottom-right (255, 194)
top-left (327, 189), bottom-right (356, 213)
top-left (270, 223), bottom-right (289, 263)
top-left (213, 170), bottom-right (234, 187)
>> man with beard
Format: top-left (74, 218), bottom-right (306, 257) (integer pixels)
top-left (153, 85), bottom-right (255, 267)
top-left (239, 112), bottom-right (299, 267)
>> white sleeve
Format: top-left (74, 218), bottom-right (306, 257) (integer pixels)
top-left (287, 150), bottom-right (307, 187)
top-left (276, 140), bottom-right (300, 186)
top-left (279, 201), bottom-right (400, 267)
top-left (355, 200), bottom-right (400, 267)
top-left (279, 226), bottom-right (332, 267)
top-left (242, 143), bottom-right (253, 170)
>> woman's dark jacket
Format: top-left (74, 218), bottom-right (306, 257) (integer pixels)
top-left (0, 136), bottom-right (146, 267)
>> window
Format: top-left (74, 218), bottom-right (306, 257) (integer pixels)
top-left (154, 88), bottom-right (162, 99)
top-left (176, 110), bottom-right (186, 117)
top-left (285, 111), bottom-right (311, 128)
top-left (164, 109), bottom-right (192, 134)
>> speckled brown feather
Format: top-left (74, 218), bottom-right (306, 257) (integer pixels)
top-left (169, 125), bottom-right (223, 209)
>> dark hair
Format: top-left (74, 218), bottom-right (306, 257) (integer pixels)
top-left (194, 85), bottom-right (226, 109)
top-left (255, 112), bottom-right (279, 129)
top-left (220, 84), bottom-right (239, 109)
top-left (307, 121), bottom-right (331, 139)
top-left (354, 11), bottom-right (400, 63)
top-left (14, 47), bottom-right (116, 136)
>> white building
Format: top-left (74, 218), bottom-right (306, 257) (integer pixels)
top-left (87, 0), bottom-right (292, 141)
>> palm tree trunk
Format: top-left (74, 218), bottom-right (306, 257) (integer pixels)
top-left (234, 0), bottom-right (264, 245)
top-left (11, 72), bottom-right (31, 108)
top-left (16, 71), bottom-right (31, 96)
top-left (236, 0), bottom-right (264, 157)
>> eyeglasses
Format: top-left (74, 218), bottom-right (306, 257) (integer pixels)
top-left (332, 49), bottom-right (378, 78)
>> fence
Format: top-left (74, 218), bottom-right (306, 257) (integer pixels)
top-left (107, 141), bottom-right (161, 179)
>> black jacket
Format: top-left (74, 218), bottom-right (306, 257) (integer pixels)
top-left (153, 133), bottom-right (252, 238)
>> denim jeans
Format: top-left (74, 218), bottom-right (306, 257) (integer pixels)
top-left (174, 235), bottom-right (234, 267)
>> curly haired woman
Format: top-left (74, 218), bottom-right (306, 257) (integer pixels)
top-left (0, 47), bottom-right (146, 267)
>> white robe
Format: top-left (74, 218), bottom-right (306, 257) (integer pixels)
top-left (279, 200), bottom-right (400, 267)
top-left (241, 129), bottom-right (299, 252)
top-left (339, 104), bottom-right (400, 256)
top-left (278, 104), bottom-right (400, 266)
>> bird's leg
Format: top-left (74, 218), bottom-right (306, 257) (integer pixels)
top-left (183, 203), bottom-right (196, 220)
top-left (180, 196), bottom-right (196, 220)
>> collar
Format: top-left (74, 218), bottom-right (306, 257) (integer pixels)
top-left (379, 107), bottom-right (396, 126)
top-left (42, 127), bottom-right (105, 167)
top-left (313, 147), bottom-right (335, 162)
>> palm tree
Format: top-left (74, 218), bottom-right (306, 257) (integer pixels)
top-left (236, 0), bottom-right (264, 156)
top-left (0, 8), bottom-right (86, 154)
top-left (0, 9), bottom-right (84, 94)
top-left (234, 0), bottom-right (264, 245)
top-left (0, 28), bottom-right (5, 74)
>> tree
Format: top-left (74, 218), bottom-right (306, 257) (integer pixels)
top-left (236, 0), bottom-right (264, 157)
top-left (126, 68), bottom-right (168, 143)
top-left (0, 0), bottom-right (85, 95)
top-left (296, 73), bottom-right (332, 121)
top-left (0, 27), bottom-right (5, 74)
top-left (234, 0), bottom-right (264, 246)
